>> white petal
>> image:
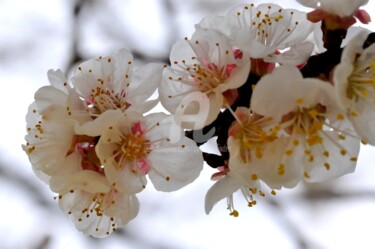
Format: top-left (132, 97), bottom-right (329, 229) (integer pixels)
top-left (303, 130), bottom-right (360, 182)
top-left (159, 67), bottom-right (197, 113)
top-left (74, 109), bottom-right (123, 137)
top-left (47, 69), bottom-right (69, 92)
top-left (251, 66), bottom-right (337, 121)
top-left (251, 66), bottom-right (303, 121)
top-left (34, 86), bottom-right (68, 114)
top-left (72, 57), bottom-right (114, 98)
top-left (48, 152), bottom-right (82, 192)
top-left (334, 62), bottom-right (353, 110)
top-left (105, 193), bottom-right (139, 226)
top-left (143, 113), bottom-right (184, 143)
top-left (104, 160), bottom-right (147, 194)
top-left (205, 175), bottom-right (241, 214)
top-left (148, 137), bottom-right (203, 192)
top-left (253, 136), bottom-right (304, 189)
top-left (126, 63), bottom-right (163, 113)
top-left (218, 58), bottom-right (250, 92)
top-left (196, 15), bottom-right (232, 36)
top-left (320, 0), bottom-right (368, 17)
top-left (189, 29), bottom-right (234, 68)
top-left (296, 0), bottom-right (319, 9)
top-left (113, 48), bottom-right (133, 91)
top-left (264, 41), bottom-right (314, 65)
top-left (227, 4), bottom-right (313, 58)
top-left (70, 171), bottom-right (111, 193)
top-left (169, 39), bottom-right (197, 67)
top-left (350, 100), bottom-right (375, 145)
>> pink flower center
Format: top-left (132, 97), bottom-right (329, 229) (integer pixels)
top-left (113, 122), bottom-right (151, 174)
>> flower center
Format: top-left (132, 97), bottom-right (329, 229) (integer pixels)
top-left (347, 58), bottom-right (375, 102)
top-left (86, 87), bottom-right (130, 116)
top-left (284, 104), bottom-right (326, 146)
top-left (112, 122), bottom-right (151, 174)
top-left (192, 62), bottom-right (237, 93)
top-left (119, 134), bottom-right (149, 164)
top-left (230, 113), bottom-right (276, 162)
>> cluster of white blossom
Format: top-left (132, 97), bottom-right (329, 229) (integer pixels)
top-left (24, 0), bottom-right (374, 237)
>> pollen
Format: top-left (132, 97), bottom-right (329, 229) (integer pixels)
top-left (278, 164), bottom-right (285, 176)
top-left (114, 123), bottom-right (150, 170)
top-left (336, 113), bottom-right (345, 120)
top-left (285, 149), bottom-right (293, 156)
top-left (296, 98), bottom-right (304, 104)
top-left (338, 134), bottom-right (346, 140)
top-left (27, 146), bottom-right (35, 153)
top-left (340, 149), bottom-right (347, 155)
top-left (230, 210), bottom-right (239, 217)
top-left (324, 162), bottom-right (331, 170)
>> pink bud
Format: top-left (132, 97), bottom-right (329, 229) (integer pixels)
top-left (355, 9), bottom-right (371, 24)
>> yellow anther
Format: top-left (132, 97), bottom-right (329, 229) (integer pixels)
top-left (336, 113), bottom-right (345, 120)
top-left (278, 164), bottom-right (285, 176)
top-left (230, 210), bottom-right (239, 217)
top-left (338, 134), bottom-right (346, 140)
top-left (361, 89), bottom-right (369, 96)
top-left (324, 162), bottom-right (330, 170)
top-left (296, 98), bottom-right (304, 104)
top-left (285, 150), bottom-right (293, 156)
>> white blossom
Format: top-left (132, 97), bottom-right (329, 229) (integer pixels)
top-left (70, 49), bottom-right (163, 119)
top-left (159, 28), bottom-right (250, 129)
top-left (205, 106), bottom-right (302, 215)
top-left (51, 170), bottom-right (139, 238)
top-left (23, 70), bottom-right (79, 175)
top-left (226, 3), bottom-right (314, 61)
top-left (251, 65), bottom-right (360, 182)
top-left (93, 110), bottom-right (204, 193)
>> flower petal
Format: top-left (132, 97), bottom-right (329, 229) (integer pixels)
top-left (205, 175), bottom-right (241, 214)
top-left (303, 130), bottom-right (360, 182)
top-left (127, 63), bottom-right (163, 113)
top-left (148, 137), bottom-right (203, 192)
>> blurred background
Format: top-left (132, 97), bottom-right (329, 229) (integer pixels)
top-left (2, 0), bottom-right (375, 248)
